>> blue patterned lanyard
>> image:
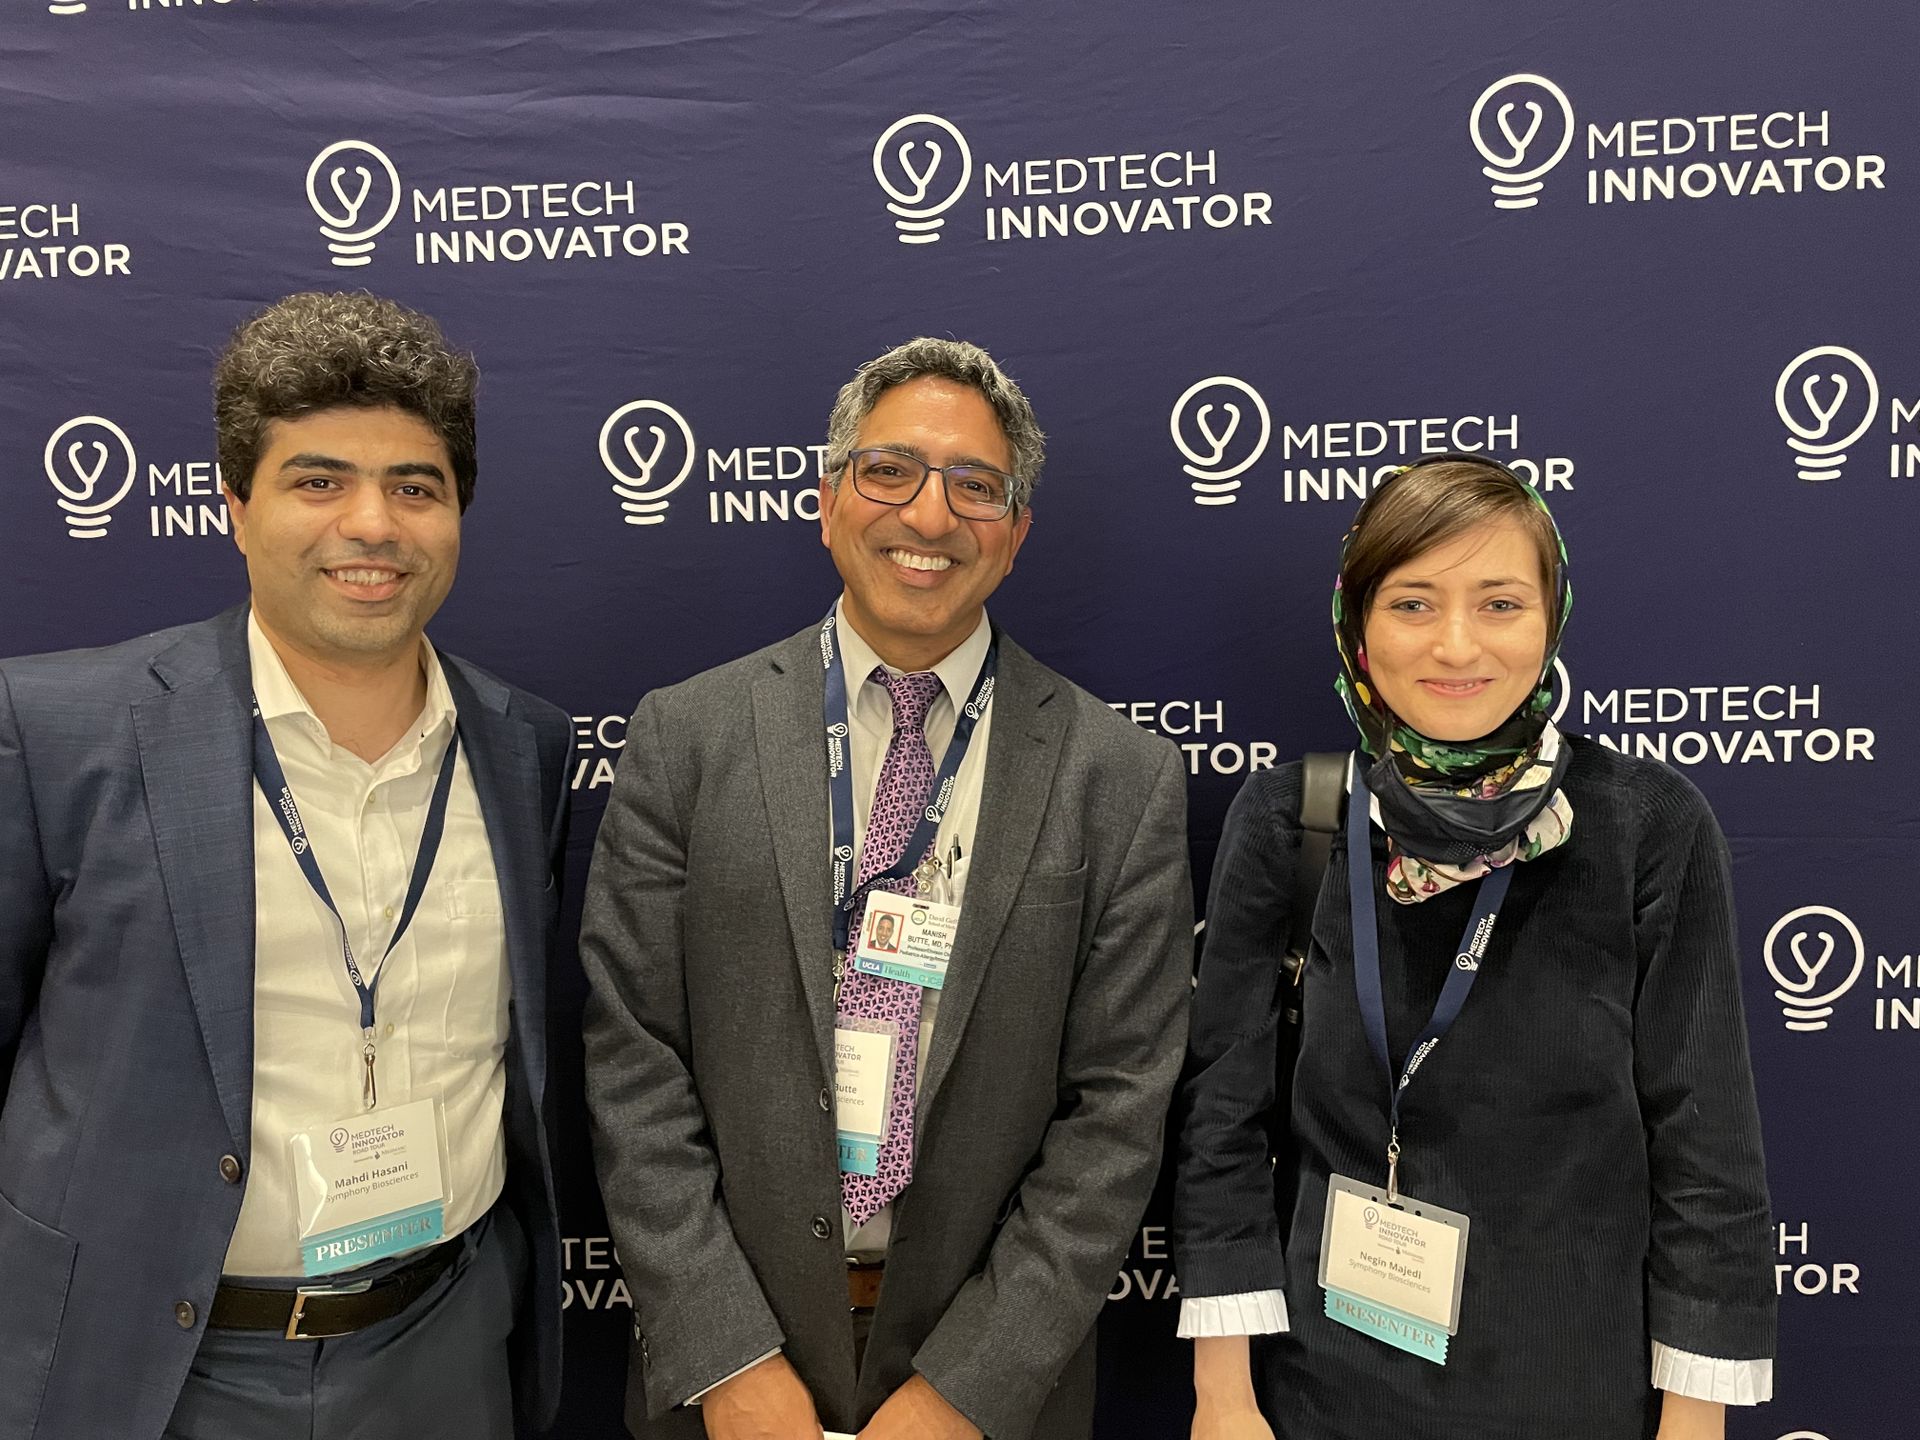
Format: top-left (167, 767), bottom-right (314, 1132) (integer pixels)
top-left (819, 610), bottom-right (997, 955)
top-left (251, 701), bottom-right (460, 1110)
top-left (1347, 759), bottom-right (1514, 1200)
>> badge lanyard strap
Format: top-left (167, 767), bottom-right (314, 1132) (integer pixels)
top-left (820, 610), bottom-right (997, 956)
top-left (1347, 760), bottom-right (1514, 1202)
top-left (251, 701), bottom-right (461, 1111)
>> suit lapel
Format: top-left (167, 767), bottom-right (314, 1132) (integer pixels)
top-left (917, 635), bottom-right (1066, 1117)
top-left (754, 629), bottom-right (837, 1078)
top-left (133, 607), bottom-right (257, 1150)
top-left (443, 660), bottom-right (551, 1110)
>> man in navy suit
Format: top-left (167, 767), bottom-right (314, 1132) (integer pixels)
top-left (0, 292), bottom-right (568, 1440)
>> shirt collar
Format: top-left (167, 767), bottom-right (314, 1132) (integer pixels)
top-left (832, 597), bottom-right (991, 714)
top-left (246, 609), bottom-right (456, 755)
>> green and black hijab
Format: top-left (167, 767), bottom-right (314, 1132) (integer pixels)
top-left (1330, 456), bottom-right (1576, 897)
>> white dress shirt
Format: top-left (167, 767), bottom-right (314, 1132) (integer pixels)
top-left (223, 614), bottom-right (510, 1278)
top-left (1177, 766), bottom-right (1774, 1405)
top-left (688, 601), bottom-right (993, 1404)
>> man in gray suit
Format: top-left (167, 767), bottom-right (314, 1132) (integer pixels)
top-left (0, 293), bottom-right (568, 1440)
top-left (582, 338), bottom-right (1192, 1440)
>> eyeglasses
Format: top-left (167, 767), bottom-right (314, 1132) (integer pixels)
top-left (845, 448), bottom-right (1019, 521)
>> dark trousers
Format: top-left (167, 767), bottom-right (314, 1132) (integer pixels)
top-left (163, 1207), bottom-right (525, 1440)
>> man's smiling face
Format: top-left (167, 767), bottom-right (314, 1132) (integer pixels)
top-left (226, 404), bottom-right (461, 668)
top-left (818, 375), bottom-right (1031, 667)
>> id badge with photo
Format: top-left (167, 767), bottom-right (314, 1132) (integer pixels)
top-left (833, 1017), bottom-right (898, 1176)
top-left (851, 888), bottom-right (958, 991)
top-left (287, 1096), bottom-right (449, 1277)
top-left (1317, 1173), bottom-right (1470, 1365)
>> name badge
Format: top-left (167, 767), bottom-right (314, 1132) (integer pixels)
top-left (833, 1019), bottom-right (898, 1176)
top-left (288, 1097), bottom-right (449, 1277)
top-left (1317, 1173), bottom-right (1470, 1365)
top-left (851, 888), bottom-right (958, 991)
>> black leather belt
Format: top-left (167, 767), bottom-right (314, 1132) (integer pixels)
top-left (846, 1259), bottom-right (884, 1310)
top-left (209, 1240), bottom-right (461, 1340)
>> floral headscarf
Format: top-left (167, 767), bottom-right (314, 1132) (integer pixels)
top-left (1331, 456), bottom-right (1575, 902)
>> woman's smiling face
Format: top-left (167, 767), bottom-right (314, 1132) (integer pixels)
top-left (1360, 516), bottom-right (1550, 743)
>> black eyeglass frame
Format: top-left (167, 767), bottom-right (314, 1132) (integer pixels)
top-left (842, 447), bottom-right (1022, 521)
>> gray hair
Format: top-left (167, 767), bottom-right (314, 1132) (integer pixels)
top-left (823, 337), bottom-right (1045, 509)
top-left (214, 291), bottom-right (479, 508)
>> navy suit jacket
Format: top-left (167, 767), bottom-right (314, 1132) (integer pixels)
top-left (0, 606), bottom-right (569, 1440)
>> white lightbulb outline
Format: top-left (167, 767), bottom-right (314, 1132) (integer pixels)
top-left (872, 114), bottom-right (973, 245)
top-left (1548, 658), bottom-right (1571, 725)
top-left (1775, 345), bottom-right (1878, 482)
top-left (1469, 74), bottom-right (1575, 210)
top-left (44, 415), bottom-right (137, 540)
top-left (599, 400), bottom-right (696, 526)
top-left (1171, 377), bottom-right (1271, 506)
top-left (1763, 904), bottom-right (1866, 1032)
top-left (305, 140), bottom-right (401, 269)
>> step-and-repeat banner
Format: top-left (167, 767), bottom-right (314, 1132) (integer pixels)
top-left (2, 4), bottom-right (1910, 1437)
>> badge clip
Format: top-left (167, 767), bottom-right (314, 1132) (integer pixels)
top-left (912, 853), bottom-right (941, 895)
top-left (361, 1029), bottom-right (378, 1111)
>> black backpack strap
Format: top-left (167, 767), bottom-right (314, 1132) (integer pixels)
top-left (1280, 752), bottom-right (1347, 1023)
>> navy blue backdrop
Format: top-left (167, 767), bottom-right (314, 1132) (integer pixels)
top-left (2, 4), bottom-right (1912, 1438)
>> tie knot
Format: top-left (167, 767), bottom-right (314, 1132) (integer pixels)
top-left (874, 667), bottom-right (943, 730)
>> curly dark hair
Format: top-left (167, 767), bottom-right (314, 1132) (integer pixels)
top-left (214, 291), bottom-right (479, 508)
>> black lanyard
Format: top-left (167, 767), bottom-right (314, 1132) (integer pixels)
top-left (252, 701), bottom-right (460, 1109)
top-left (820, 609), bottom-right (996, 955)
top-left (1347, 759), bottom-right (1514, 1200)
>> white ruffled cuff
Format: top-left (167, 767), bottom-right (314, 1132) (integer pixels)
top-left (1177, 1290), bottom-right (1290, 1339)
top-left (1650, 1341), bottom-right (1773, 1405)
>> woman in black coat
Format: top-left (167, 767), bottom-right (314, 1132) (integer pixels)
top-left (1171, 457), bottom-right (1776, 1440)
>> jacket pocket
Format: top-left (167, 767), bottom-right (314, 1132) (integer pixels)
top-left (0, 1189), bottom-right (77, 1438)
top-left (1013, 863), bottom-right (1087, 909)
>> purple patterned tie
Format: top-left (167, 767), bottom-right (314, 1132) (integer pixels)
top-left (838, 667), bottom-right (944, 1225)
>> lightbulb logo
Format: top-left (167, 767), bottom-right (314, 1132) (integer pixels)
top-left (44, 415), bottom-right (137, 539)
top-left (1469, 74), bottom-right (1576, 210)
top-left (872, 114), bottom-right (973, 245)
top-left (599, 400), bottom-right (696, 526)
top-left (1776, 345), bottom-right (1878, 482)
top-left (1171, 377), bottom-right (1270, 506)
top-left (1547, 658), bottom-right (1572, 726)
top-left (1763, 905), bottom-right (1866, 1032)
top-left (305, 140), bottom-right (402, 269)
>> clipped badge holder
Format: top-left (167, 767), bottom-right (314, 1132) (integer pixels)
top-left (851, 888), bottom-right (958, 991)
top-left (1317, 1174), bottom-right (1470, 1365)
top-left (288, 1094), bottom-right (450, 1278)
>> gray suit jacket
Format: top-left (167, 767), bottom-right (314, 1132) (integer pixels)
top-left (0, 607), bottom-right (571, 1440)
top-left (580, 621), bottom-right (1192, 1439)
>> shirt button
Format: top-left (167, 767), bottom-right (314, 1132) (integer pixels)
top-left (810, 1216), bottom-right (832, 1241)
top-left (817, 1087), bottom-right (831, 1113)
top-left (384, 905), bottom-right (396, 920)
top-left (384, 1022), bottom-right (396, 1038)
top-left (174, 1301), bottom-right (196, 1329)
top-left (218, 1154), bottom-right (242, 1184)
